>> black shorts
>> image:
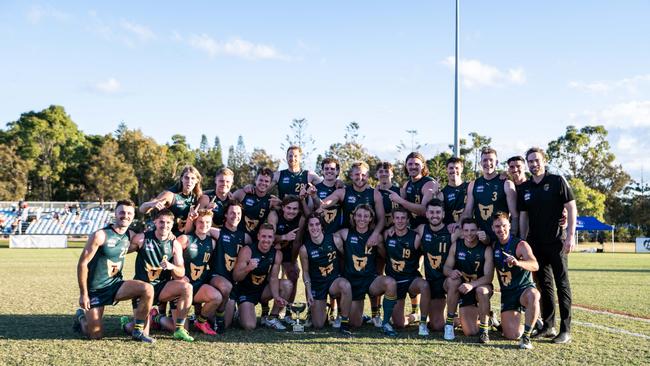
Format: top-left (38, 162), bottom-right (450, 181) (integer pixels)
top-left (281, 246), bottom-right (294, 264)
top-left (89, 280), bottom-right (124, 308)
top-left (395, 277), bottom-right (418, 300)
top-left (232, 284), bottom-right (266, 306)
top-left (500, 285), bottom-right (535, 313)
top-left (311, 278), bottom-right (337, 301)
top-left (348, 275), bottom-right (376, 301)
top-left (427, 278), bottom-right (446, 300)
top-left (459, 284), bottom-right (493, 308)
top-left (132, 281), bottom-right (167, 309)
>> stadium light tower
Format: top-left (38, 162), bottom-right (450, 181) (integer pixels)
top-left (453, 0), bottom-right (460, 157)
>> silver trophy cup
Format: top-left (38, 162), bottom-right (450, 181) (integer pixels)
top-left (288, 302), bottom-right (307, 332)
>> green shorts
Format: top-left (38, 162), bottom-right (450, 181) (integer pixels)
top-left (500, 285), bottom-right (535, 313)
top-left (88, 280), bottom-right (124, 308)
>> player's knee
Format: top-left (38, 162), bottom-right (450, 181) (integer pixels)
top-left (280, 279), bottom-right (293, 293)
top-left (529, 289), bottom-right (541, 303)
top-left (340, 280), bottom-right (352, 294)
top-left (503, 326), bottom-right (520, 340)
top-left (86, 329), bottom-right (103, 340)
top-left (142, 283), bottom-right (154, 298)
top-left (241, 320), bottom-right (256, 331)
top-left (476, 286), bottom-right (490, 298)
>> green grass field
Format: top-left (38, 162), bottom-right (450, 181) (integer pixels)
top-left (0, 247), bottom-right (648, 365)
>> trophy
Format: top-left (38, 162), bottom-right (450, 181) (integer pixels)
top-left (288, 302), bottom-right (307, 332)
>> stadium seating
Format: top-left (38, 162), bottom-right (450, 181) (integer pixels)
top-left (25, 208), bottom-right (114, 235)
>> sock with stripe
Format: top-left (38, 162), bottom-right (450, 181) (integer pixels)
top-left (446, 312), bottom-right (456, 326)
top-left (382, 295), bottom-right (397, 325)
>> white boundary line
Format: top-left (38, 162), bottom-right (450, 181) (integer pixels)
top-left (573, 321), bottom-right (650, 340)
top-left (573, 305), bottom-right (650, 324)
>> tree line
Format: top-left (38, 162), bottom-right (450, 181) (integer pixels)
top-left (0, 105), bottom-right (647, 240)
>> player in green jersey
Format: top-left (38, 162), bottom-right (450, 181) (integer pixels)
top-left (492, 212), bottom-right (540, 349)
top-left (443, 218), bottom-right (494, 343)
top-left (74, 200), bottom-right (154, 342)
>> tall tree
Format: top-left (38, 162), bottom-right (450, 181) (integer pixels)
top-left (396, 129), bottom-right (425, 154)
top-left (468, 132), bottom-right (492, 176)
top-left (323, 122), bottom-right (380, 184)
top-left (228, 135), bottom-right (251, 187)
top-left (196, 135), bottom-right (224, 181)
top-left (569, 177), bottom-right (606, 221)
top-left (83, 136), bottom-right (138, 201)
top-left (165, 134), bottom-right (195, 183)
top-left (282, 118), bottom-right (317, 164)
top-left (249, 148), bottom-right (280, 173)
top-left (0, 145), bottom-right (29, 200)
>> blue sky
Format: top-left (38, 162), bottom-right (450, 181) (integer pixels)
top-left (1, 1), bottom-right (649, 182)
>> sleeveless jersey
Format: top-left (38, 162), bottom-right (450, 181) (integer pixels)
top-left (342, 185), bottom-right (375, 228)
top-left (183, 233), bottom-right (214, 286)
top-left (167, 188), bottom-right (198, 236)
top-left (384, 229), bottom-right (421, 281)
top-left (278, 169), bottom-right (308, 199)
top-left (343, 229), bottom-right (375, 280)
top-left (304, 234), bottom-right (340, 285)
top-left (276, 214), bottom-right (301, 250)
top-left (494, 236), bottom-right (534, 291)
top-left (378, 184), bottom-right (401, 228)
top-left (211, 226), bottom-right (246, 281)
top-left (203, 189), bottom-right (229, 227)
top-left (238, 244), bottom-right (276, 292)
top-left (454, 239), bottom-right (487, 283)
top-left (316, 182), bottom-right (342, 233)
top-left (134, 230), bottom-right (174, 286)
top-left (442, 182), bottom-right (468, 225)
top-left (472, 175), bottom-right (508, 237)
top-left (405, 176), bottom-right (434, 227)
top-left (238, 193), bottom-right (272, 237)
top-left (87, 226), bottom-right (131, 291)
top-left (421, 225), bottom-right (451, 281)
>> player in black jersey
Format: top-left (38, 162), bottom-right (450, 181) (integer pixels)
top-left (74, 200), bottom-right (154, 342)
top-left (198, 167), bottom-right (234, 227)
top-left (273, 146), bottom-right (323, 199)
top-left (416, 199), bottom-right (458, 331)
top-left (299, 214), bottom-right (353, 334)
top-left (305, 157), bottom-right (343, 233)
top-left (232, 223), bottom-right (292, 331)
top-left (492, 212), bottom-right (540, 349)
top-left (443, 218), bottom-right (494, 343)
top-left (232, 168), bottom-right (279, 237)
top-left (442, 157), bottom-right (468, 226)
top-left (139, 165), bottom-right (202, 235)
top-left (208, 201), bottom-right (252, 332)
top-left (374, 161), bottom-right (401, 229)
top-left (125, 209), bottom-right (195, 342)
top-left (389, 152), bottom-right (441, 228)
top-left (462, 147), bottom-right (518, 243)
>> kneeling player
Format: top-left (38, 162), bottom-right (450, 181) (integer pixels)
top-left (124, 209), bottom-right (195, 342)
top-left (383, 207), bottom-right (430, 336)
top-left (232, 223), bottom-right (292, 330)
top-left (74, 200), bottom-right (154, 342)
top-left (492, 212), bottom-right (540, 349)
top-left (443, 218), bottom-right (494, 343)
top-left (336, 205), bottom-right (398, 336)
top-left (299, 214), bottom-right (352, 335)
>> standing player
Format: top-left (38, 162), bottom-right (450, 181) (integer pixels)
top-left (462, 147), bottom-right (518, 243)
top-left (417, 199), bottom-right (455, 331)
top-left (208, 201), bottom-right (252, 333)
top-left (382, 207), bottom-right (430, 336)
top-left (442, 157), bottom-right (468, 226)
top-left (309, 157), bottom-right (343, 233)
top-left (492, 212), bottom-right (540, 349)
top-left (199, 168), bottom-right (235, 227)
top-left (232, 223), bottom-right (293, 330)
top-left (275, 146), bottom-right (323, 199)
top-left (519, 147), bottom-right (577, 344)
top-left (232, 168), bottom-right (277, 237)
top-left (299, 214), bottom-right (353, 334)
top-left (443, 218), bottom-right (494, 343)
top-left (375, 161), bottom-right (401, 228)
top-left (139, 165), bottom-right (202, 236)
top-left (336, 204), bottom-right (399, 336)
top-left (123, 209), bottom-right (195, 342)
top-left (74, 200), bottom-right (154, 342)
top-left (507, 156), bottom-right (528, 187)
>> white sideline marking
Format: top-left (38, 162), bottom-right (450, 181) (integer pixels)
top-left (573, 305), bottom-right (650, 324)
top-left (574, 321), bottom-right (650, 340)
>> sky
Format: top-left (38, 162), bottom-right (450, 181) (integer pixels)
top-left (1, 1), bottom-right (649, 182)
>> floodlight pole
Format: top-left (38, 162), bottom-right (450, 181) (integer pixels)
top-left (453, 0), bottom-right (460, 157)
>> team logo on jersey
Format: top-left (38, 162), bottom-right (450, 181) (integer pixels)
top-left (544, 183), bottom-right (550, 191)
top-left (224, 254), bottom-right (236, 271)
top-left (106, 259), bottom-right (122, 277)
top-left (352, 254), bottom-right (367, 271)
top-left (90, 296), bottom-right (100, 306)
top-left (498, 270), bottom-right (512, 286)
top-left (390, 258), bottom-right (405, 272)
top-left (427, 253), bottom-right (442, 270)
top-left (476, 185), bottom-right (484, 193)
top-left (251, 274), bottom-right (266, 285)
top-left (176, 218), bottom-right (187, 230)
top-left (190, 263), bottom-right (204, 281)
top-left (244, 217), bottom-right (259, 232)
top-left (319, 263), bottom-right (334, 277)
top-left (462, 272), bottom-right (478, 282)
top-left (323, 209), bottom-right (337, 224)
top-left (145, 263), bottom-right (163, 281)
top-left (478, 203), bottom-right (493, 221)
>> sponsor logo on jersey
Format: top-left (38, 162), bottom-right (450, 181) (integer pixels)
top-left (347, 196), bottom-right (357, 204)
top-left (282, 177), bottom-right (290, 183)
top-left (90, 297), bottom-right (100, 306)
top-left (350, 236), bottom-right (358, 244)
top-left (524, 192), bottom-right (531, 201)
top-left (447, 193), bottom-right (456, 201)
top-left (189, 243), bottom-right (198, 252)
top-left (424, 234), bottom-right (432, 242)
top-left (476, 185), bottom-right (485, 193)
top-left (222, 235), bottom-right (231, 242)
top-left (544, 183), bottom-right (550, 191)
top-left (106, 238), bottom-right (117, 248)
top-left (245, 198), bottom-right (255, 206)
top-left (457, 251), bottom-right (466, 260)
top-left (388, 239), bottom-right (396, 247)
top-left (310, 250), bottom-right (319, 257)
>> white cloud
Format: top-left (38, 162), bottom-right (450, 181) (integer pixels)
top-left (27, 5), bottom-right (71, 24)
top-left (120, 20), bottom-right (155, 42)
top-left (569, 74), bottom-right (650, 94)
top-left (93, 78), bottom-right (121, 94)
top-left (441, 57), bottom-right (526, 89)
top-left (574, 100), bottom-right (650, 129)
top-left (187, 33), bottom-right (289, 60)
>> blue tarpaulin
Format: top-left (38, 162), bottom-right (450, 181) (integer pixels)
top-left (576, 216), bottom-right (613, 231)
